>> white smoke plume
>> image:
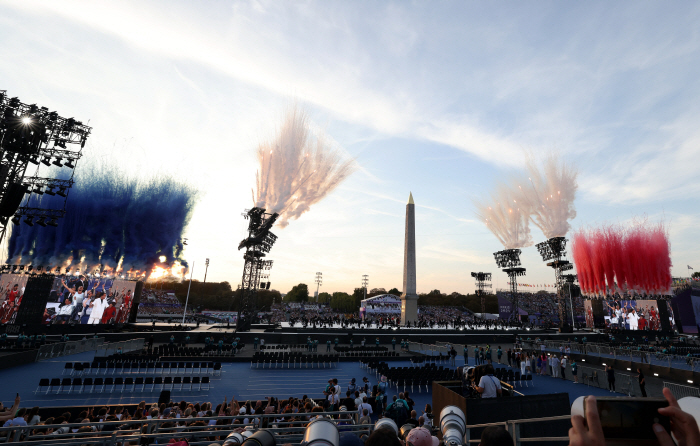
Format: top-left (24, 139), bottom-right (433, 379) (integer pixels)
top-left (474, 183), bottom-right (533, 249)
top-left (254, 106), bottom-right (356, 227)
top-left (515, 154), bottom-right (578, 239)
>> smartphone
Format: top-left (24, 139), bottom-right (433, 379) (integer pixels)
top-left (584, 397), bottom-right (671, 441)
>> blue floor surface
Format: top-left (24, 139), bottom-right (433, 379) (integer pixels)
top-left (1, 351), bottom-right (618, 411)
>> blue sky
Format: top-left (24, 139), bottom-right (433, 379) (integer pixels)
top-left (0, 1), bottom-right (698, 294)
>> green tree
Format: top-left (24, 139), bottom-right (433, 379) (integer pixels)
top-left (387, 288), bottom-right (401, 296)
top-left (284, 283), bottom-right (309, 303)
top-left (317, 292), bottom-right (331, 304)
top-left (352, 287), bottom-right (365, 309)
top-left (330, 292), bottom-right (355, 312)
top-left (693, 272), bottom-right (699, 279)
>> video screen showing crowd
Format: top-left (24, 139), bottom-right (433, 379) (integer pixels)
top-left (584, 298), bottom-right (676, 331)
top-left (0, 274), bottom-right (141, 325)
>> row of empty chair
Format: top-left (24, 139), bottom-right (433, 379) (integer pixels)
top-left (251, 353), bottom-right (339, 368)
top-left (36, 376), bottom-right (211, 394)
top-left (492, 367), bottom-right (534, 387)
top-left (64, 361), bottom-right (222, 376)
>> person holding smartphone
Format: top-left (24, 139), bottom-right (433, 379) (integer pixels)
top-left (569, 389), bottom-right (700, 446)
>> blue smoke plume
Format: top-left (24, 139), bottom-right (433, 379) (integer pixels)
top-left (7, 164), bottom-right (197, 275)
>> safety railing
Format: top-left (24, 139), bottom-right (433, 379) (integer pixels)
top-left (95, 338), bottom-right (145, 357)
top-left (521, 340), bottom-right (700, 373)
top-left (36, 338), bottom-right (105, 361)
top-left (463, 415), bottom-right (572, 444)
top-left (663, 381), bottom-right (700, 399)
top-left (0, 411), bottom-right (369, 446)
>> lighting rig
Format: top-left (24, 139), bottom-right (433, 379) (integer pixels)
top-left (237, 207), bottom-right (278, 332)
top-left (470, 272), bottom-right (492, 315)
top-left (0, 91), bottom-right (90, 244)
top-left (494, 249), bottom-right (525, 320)
top-left (536, 236), bottom-right (574, 332)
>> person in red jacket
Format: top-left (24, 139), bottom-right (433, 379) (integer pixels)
top-left (101, 302), bottom-right (116, 324)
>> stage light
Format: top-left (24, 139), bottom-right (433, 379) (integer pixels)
top-left (302, 418), bottom-right (339, 446)
top-left (24, 215), bottom-right (34, 226)
top-left (28, 156), bottom-right (39, 165)
top-left (159, 255), bottom-right (166, 263)
top-left (11, 215), bottom-right (20, 225)
top-left (440, 405), bottom-right (466, 446)
top-left (602, 363), bottom-right (606, 366)
top-left (21, 116), bottom-right (31, 125)
top-left (32, 186), bottom-right (44, 195)
top-left (51, 157), bottom-right (63, 167)
top-left (36, 217), bottom-right (47, 227)
top-left (689, 380), bottom-right (694, 384)
top-left (45, 188), bottom-right (56, 196)
top-left (57, 187), bottom-right (68, 197)
top-left (64, 159), bottom-right (75, 169)
top-left (654, 373), bottom-right (659, 376)
top-left (40, 156), bottom-right (51, 166)
top-left (48, 218), bottom-right (58, 227)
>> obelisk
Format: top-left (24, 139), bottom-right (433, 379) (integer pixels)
top-left (401, 192), bottom-right (418, 324)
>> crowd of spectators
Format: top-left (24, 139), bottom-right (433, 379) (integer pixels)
top-left (137, 289), bottom-right (184, 316)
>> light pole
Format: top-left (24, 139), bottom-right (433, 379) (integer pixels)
top-left (362, 275), bottom-right (369, 301)
top-left (315, 272), bottom-right (322, 302)
top-left (182, 261), bottom-right (195, 324)
top-left (203, 258), bottom-right (210, 283)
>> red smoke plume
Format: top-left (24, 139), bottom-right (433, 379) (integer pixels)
top-left (571, 221), bottom-right (672, 297)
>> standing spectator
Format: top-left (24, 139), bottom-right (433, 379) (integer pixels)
top-left (560, 356), bottom-right (567, 380)
top-left (638, 369), bottom-right (647, 397)
top-left (571, 358), bottom-right (578, 383)
top-left (551, 355), bottom-right (561, 378)
top-left (474, 364), bottom-right (502, 398)
top-left (497, 346), bottom-right (503, 364)
top-left (474, 346), bottom-right (480, 365)
top-left (606, 365), bottom-right (616, 392)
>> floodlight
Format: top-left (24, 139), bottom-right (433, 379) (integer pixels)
top-left (48, 218), bottom-right (58, 227)
top-left (36, 217), bottom-right (47, 227)
top-left (51, 157), bottom-right (63, 167)
top-left (11, 215), bottom-right (20, 225)
top-left (21, 116), bottom-right (31, 125)
top-left (44, 187), bottom-right (56, 196)
top-left (64, 159), bottom-right (75, 169)
top-left (23, 215), bottom-right (34, 226)
top-left (28, 155), bottom-right (39, 165)
top-left (57, 187), bottom-right (68, 197)
top-left (40, 156), bottom-right (51, 166)
top-left (32, 186), bottom-right (44, 195)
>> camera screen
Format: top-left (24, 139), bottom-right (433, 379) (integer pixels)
top-left (596, 399), bottom-right (670, 439)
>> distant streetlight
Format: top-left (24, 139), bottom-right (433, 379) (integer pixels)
top-left (204, 258), bottom-right (210, 283)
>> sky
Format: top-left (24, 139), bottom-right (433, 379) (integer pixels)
top-left (0, 1), bottom-right (698, 295)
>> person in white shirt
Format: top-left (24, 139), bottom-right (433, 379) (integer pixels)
top-left (357, 396), bottom-right (373, 417)
top-left (560, 356), bottom-right (567, 380)
top-left (56, 298), bottom-right (75, 324)
top-left (628, 308), bottom-right (639, 330)
top-left (87, 292), bottom-right (108, 324)
top-left (551, 355), bottom-right (561, 378)
top-left (474, 365), bottom-right (502, 398)
top-left (62, 279), bottom-right (86, 323)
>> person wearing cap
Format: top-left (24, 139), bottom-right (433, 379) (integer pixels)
top-left (348, 378), bottom-right (357, 394)
top-left (405, 426), bottom-right (439, 446)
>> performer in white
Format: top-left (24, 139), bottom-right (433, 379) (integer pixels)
top-left (87, 292), bottom-right (108, 324)
top-left (628, 307), bottom-right (639, 330)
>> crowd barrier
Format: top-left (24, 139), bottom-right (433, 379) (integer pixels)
top-left (0, 411), bottom-right (369, 446)
top-left (36, 338), bottom-right (105, 361)
top-left (523, 340), bottom-right (700, 373)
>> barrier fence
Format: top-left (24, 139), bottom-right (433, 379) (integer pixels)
top-left (36, 338), bottom-right (105, 361)
top-left (522, 340), bottom-right (700, 373)
top-left (35, 338), bottom-right (145, 362)
top-left (0, 411), bottom-right (370, 446)
top-left (95, 338), bottom-right (145, 357)
top-left (663, 381), bottom-right (700, 399)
